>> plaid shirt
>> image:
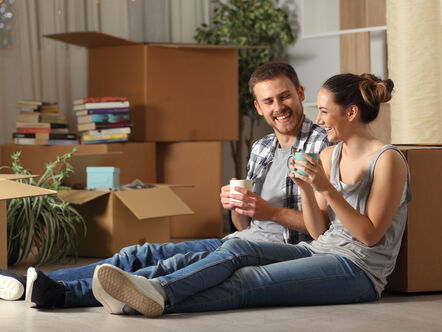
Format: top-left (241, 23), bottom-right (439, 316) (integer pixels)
top-left (246, 117), bottom-right (334, 244)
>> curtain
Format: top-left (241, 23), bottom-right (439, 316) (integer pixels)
top-left (0, 0), bottom-right (210, 146)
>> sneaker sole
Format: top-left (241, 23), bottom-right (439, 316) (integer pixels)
top-left (25, 267), bottom-right (37, 308)
top-left (91, 267), bottom-right (125, 314)
top-left (0, 275), bottom-right (24, 301)
top-left (94, 265), bottom-right (163, 318)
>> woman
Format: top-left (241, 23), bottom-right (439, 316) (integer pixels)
top-left (91, 73), bottom-right (411, 317)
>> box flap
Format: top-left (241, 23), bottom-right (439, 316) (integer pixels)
top-left (0, 174), bottom-right (38, 181)
top-left (148, 43), bottom-right (266, 50)
top-left (57, 189), bottom-right (109, 205)
top-left (155, 183), bottom-right (195, 189)
top-left (0, 180), bottom-right (56, 200)
top-left (114, 186), bottom-right (193, 220)
top-left (44, 31), bottom-right (138, 48)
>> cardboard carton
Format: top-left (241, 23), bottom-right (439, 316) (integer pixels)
top-left (157, 142), bottom-right (223, 238)
top-left (44, 31), bottom-right (239, 142)
top-left (0, 175), bottom-right (56, 268)
top-left (386, 146), bottom-right (442, 292)
top-left (0, 142), bottom-right (156, 188)
top-left (58, 184), bottom-right (193, 257)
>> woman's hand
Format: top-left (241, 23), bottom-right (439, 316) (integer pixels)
top-left (289, 153), bottom-right (333, 194)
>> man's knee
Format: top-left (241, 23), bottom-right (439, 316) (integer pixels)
top-left (220, 238), bottom-right (254, 254)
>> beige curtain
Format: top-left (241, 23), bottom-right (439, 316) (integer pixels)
top-left (0, 0), bottom-right (210, 146)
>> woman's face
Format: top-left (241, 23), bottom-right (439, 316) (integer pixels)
top-left (315, 88), bottom-right (349, 142)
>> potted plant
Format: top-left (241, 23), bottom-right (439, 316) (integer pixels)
top-left (0, 148), bottom-right (86, 266)
top-left (195, 0), bottom-right (299, 178)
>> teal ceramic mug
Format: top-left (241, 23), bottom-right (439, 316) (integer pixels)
top-left (286, 152), bottom-right (319, 177)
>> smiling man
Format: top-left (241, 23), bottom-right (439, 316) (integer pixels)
top-left (225, 62), bottom-right (334, 245)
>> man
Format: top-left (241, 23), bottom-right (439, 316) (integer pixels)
top-left (0, 62), bottom-right (331, 310)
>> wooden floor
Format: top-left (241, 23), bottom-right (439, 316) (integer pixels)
top-left (2, 258), bottom-right (442, 332)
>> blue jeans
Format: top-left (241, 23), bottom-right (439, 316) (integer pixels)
top-left (46, 238), bottom-right (224, 307)
top-left (155, 239), bottom-right (377, 313)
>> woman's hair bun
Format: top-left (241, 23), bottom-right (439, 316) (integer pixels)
top-left (359, 73), bottom-right (394, 106)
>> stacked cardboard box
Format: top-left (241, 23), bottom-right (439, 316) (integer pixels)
top-left (44, 31), bottom-right (239, 239)
top-left (386, 146), bottom-right (442, 292)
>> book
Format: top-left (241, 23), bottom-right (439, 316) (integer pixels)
top-left (16, 99), bottom-right (43, 105)
top-left (18, 127), bottom-right (51, 134)
top-left (40, 113), bottom-right (67, 124)
top-left (82, 138), bottom-right (128, 144)
top-left (73, 96), bottom-right (128, 105)
top-left (45, 139), bottom-right (79, 145)
top-left (50, 128), bottom-right (69, 134)
top-left (16, 107), bottom-right (40, 112)
top-left (14, 137), bottom-right (40, 145)
top-left (14, 136), bottom-right (48, 145)
top-left (50, 123), bottom-right (68, 129)
top-left (77, 113), bottom-right (130, 124)
top-left (86, 127), bottom-right (131, 135)
top-left (17, 111), bottom-right (40, 123)
top-left (16, 122), bottom-right (50, 129)
top-left (74, 107), bottom-right (130, 116)
top-left (16, 100), bottom-right (43, 109)
top-left (13, 132), bottom-right (50, 140)
top-left (13, 132), bottom-right (77, 140)
top-left (73, 101), bottom-right (130, 111)
top-left (82, 133), bottom-right (128, 141)
top-left (40, 107), bottom-right (59, 114)
top-left (77, 121), bottom-right (132, 132)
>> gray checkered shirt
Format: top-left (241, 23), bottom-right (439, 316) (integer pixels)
top-left (246, 117), bottom-right (334, 244)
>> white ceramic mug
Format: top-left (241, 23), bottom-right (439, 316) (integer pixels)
top-left (230, 179), bottom-right (252, 203)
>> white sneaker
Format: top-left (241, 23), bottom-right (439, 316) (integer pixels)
top-left (92, 264), bottom-right (165, 318)
top-left (0, 275), bottom-right (24, 301)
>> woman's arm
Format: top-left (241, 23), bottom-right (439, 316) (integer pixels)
top-left (319, 149), bottom-right (407, 246)
top-left (290, 147), bottom-right (333, 239)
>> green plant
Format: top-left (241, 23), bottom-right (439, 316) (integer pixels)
top-left (195, 0), bottom-right (298, 177)
top-left (0, 148), bottom-right (86, 266)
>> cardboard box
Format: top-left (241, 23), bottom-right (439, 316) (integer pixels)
top-left (386, 146), bottom-right (442, 292)
top-left (157, 142), bottom-right (223, 238)
top-left (0, 175), bottom-right (56, 268)
top-left (58, 184), bottom-right (193, 258)
top-left (44, 31), bottom-right (239, 142)
top-left (0, 142), bottom-right (156, 188)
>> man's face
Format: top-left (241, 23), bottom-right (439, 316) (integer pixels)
top-left (253, 75), bottom-right (305, 138)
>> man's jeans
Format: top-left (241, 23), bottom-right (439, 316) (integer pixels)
top-left (46, 239), bottom-right (224, 307)
top-left (155, 239), bottom-right (377, 313)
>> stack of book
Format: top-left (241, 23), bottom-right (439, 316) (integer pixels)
top-left (73, 96), bottom-right (132, 144)
top-left (13, 100), bottom-right (78, 145)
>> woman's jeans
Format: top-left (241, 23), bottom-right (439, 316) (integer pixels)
top-left (46, 239), bottom-right (224, 307)
top-left (157, 239), bottom-right (377, 313)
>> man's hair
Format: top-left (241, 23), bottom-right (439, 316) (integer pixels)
top-left (248, 62), bottom-right (300, 98)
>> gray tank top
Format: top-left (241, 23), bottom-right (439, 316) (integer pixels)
top-left (302, 142), bottom-right (412, 296)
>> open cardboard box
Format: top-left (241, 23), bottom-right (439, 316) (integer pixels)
top-left (44, 31), bottom-right (239, 142)
top-left (58, 184), bottom-right (194, 258)
top-left (0, 174), bottom-right (56, 269)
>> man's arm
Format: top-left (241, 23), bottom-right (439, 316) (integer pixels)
top-left (229, 187), bottom-right (308, 234)
top-left (220, 182), bottom-right (251, 231)
top-left (230, 210), bottom-right (251, 231)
